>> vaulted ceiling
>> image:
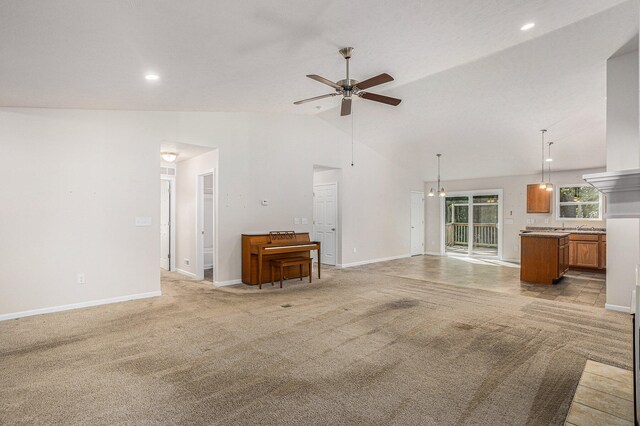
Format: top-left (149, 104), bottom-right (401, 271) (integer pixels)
top-left (1, 0), bottom-right (637, 180)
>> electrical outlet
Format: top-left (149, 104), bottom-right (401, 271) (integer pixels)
top-left (301, 218), bottom-right (308, 225)
top-left (294, 217), bottom-right (301, 225)
top-left (184, 258), bottom-right (190, 266)
top-left (77, 273), bottom-right (85, 285)
top-left (544, 218), bottom-right (549, 224)
top-left (353, 248), bottom-right (357, 253)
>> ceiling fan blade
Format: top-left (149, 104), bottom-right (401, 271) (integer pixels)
top-left (307, 74), bottom-right (342, 90)
top-left (293, 93), bottom-right (337, 105)
top-left (341, 98), bottom-right (352, 116)
top-left (359, 92), bottom-right (402, 106)
top-left (355, 73), bottom-right (394, 90)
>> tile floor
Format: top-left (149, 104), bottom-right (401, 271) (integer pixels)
top-left (351, 255), bottom-right (607, 308)
top-left (565, 360), bottom-right (634, 425)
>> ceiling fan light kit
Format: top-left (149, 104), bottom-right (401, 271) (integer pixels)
top-left (294, 47), bottom-right (402, 116)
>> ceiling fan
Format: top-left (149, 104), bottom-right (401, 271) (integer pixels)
top-left (294, 47), bottom-right (402, 116)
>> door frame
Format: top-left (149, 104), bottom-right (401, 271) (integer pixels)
top-left (195, 168), bottom-right (217, 282)
top-left (160, 176), bottom-right (176, 271)
top-left (439, 189), bottom-right (503, 260)
top-left (410, 191), bottom-right (425, 256)
top-left (312, 182), bottom-right (339, 266)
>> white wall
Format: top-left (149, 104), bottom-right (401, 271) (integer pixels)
top-left (607, 49), bottom-right (639, 172)
top-left (606, 46), bottom-right (640, 311)
top-left (425, 168), bottom-right (606, 262)
top-left (338, 141), bottom-right (425, 266)
top-left (1, 107), bottom-right (422, 315)
top-left (0, 109), bottom-right (162, 318)
top-left (174, 150), bottom-right (218, 276)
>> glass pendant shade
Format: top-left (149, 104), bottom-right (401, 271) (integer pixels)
top-left (431, 154), bottom-right (445, 198)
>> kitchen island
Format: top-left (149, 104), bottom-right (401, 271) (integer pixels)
top-left (520, 231), bottom-right (570, 284)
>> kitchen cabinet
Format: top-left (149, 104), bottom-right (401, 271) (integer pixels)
top-left (568, 233), bottom-right (605, 270)
top-left (559, 237), bottom-right (569, 277)
top-left (520, 232), bottom-right (569, 284)
top-left (527, 184), bottom-right (551, 213)
top-left (599, 235), bottom-right (606, 269)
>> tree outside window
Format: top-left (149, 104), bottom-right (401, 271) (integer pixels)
top-left (557, 185), bottom-right (601, 220)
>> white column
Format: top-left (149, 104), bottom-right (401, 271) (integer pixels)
top-left (605, 43), bottom-right (640, 311)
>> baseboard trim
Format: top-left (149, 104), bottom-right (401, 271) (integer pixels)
top-left (214, 279), bottom-right (242, 287)
top-left (424, 251), bottom-right (442, 256)
top-left (175, 268), bottom-right (197, 278)
top-left (605, 303), bottom-right (631, 313)
top-left (339, 254), bottom-right (411, 268)
top-left (0, 291), bottom-right (162, 322)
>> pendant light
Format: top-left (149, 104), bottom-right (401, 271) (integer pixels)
top-left (545, 141), bottom-right (554, 192)
top-left (428, 154), bottom-right (446, 197)
top-left (539, 129), bottom-right (547, 189)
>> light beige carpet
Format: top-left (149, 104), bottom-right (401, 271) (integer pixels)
top-left (0, 268), bottom-right (632, 425)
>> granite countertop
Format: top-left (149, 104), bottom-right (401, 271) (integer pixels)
top-left (520, 231), bottom-right (570, 238)
top-left (523, 226), bottom-right (606, 235)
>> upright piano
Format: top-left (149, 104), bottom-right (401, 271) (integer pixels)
top-left (241, 232), bottom-right (321, 285)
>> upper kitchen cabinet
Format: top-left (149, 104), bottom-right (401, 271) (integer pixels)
top-left (527, 184), bottom-right (551, 213)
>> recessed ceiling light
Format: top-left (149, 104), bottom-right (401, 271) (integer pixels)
top-left (145, 74), bottom-right (160, 81)
top-left (521, 22), bottom-right (535, 31)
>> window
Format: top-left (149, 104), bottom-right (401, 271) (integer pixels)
top-left (556, 185), bottom-right (602, 220)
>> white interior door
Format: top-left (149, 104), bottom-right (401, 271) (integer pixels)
top-left (411, 191), bottom-right (425, 256)
top-left (313, 183), bottom-right (337, 265)
top-left (160, 179), bottom-right (171, 270)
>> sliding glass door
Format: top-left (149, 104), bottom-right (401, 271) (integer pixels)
top-left (445, 197), bottom-right (469, 255)
top-left (443, 191), bottom-right (501, 258)
top-left (471, 195), bottom-right (499, 256)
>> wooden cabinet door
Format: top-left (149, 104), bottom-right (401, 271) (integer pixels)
top-left (527, 184), bottom-right (550, 213)
top-left (571, 241), bottom-right (599, 268)
top-left (599, 241), bottom-right (606, 269)
top-left (569, 241), bottom-right (577, 265)
top-left (558, 243), bottom-right (569, 277)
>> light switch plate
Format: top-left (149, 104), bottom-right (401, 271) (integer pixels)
top-left (301, 218), bottom-right (309, 225)
top-left (135, 217), bottom-right (152, 227)
top-left (294, 217), bottom-right (301, 225)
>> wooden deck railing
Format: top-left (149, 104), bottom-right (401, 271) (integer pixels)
top-left (445, 223), bottom-right (497, 247)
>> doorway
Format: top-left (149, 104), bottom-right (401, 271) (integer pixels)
top-left (410, 191), bottom-right (425, 256)
top-left (160, 176), bottom-right (176, 271)
top-left (196, 171), bottom-right (215, 282)
top-left (441, 190), bottom-right (502, 259)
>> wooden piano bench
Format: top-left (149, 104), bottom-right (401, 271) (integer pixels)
top-left (269, 257), bottom-right (313, 289)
